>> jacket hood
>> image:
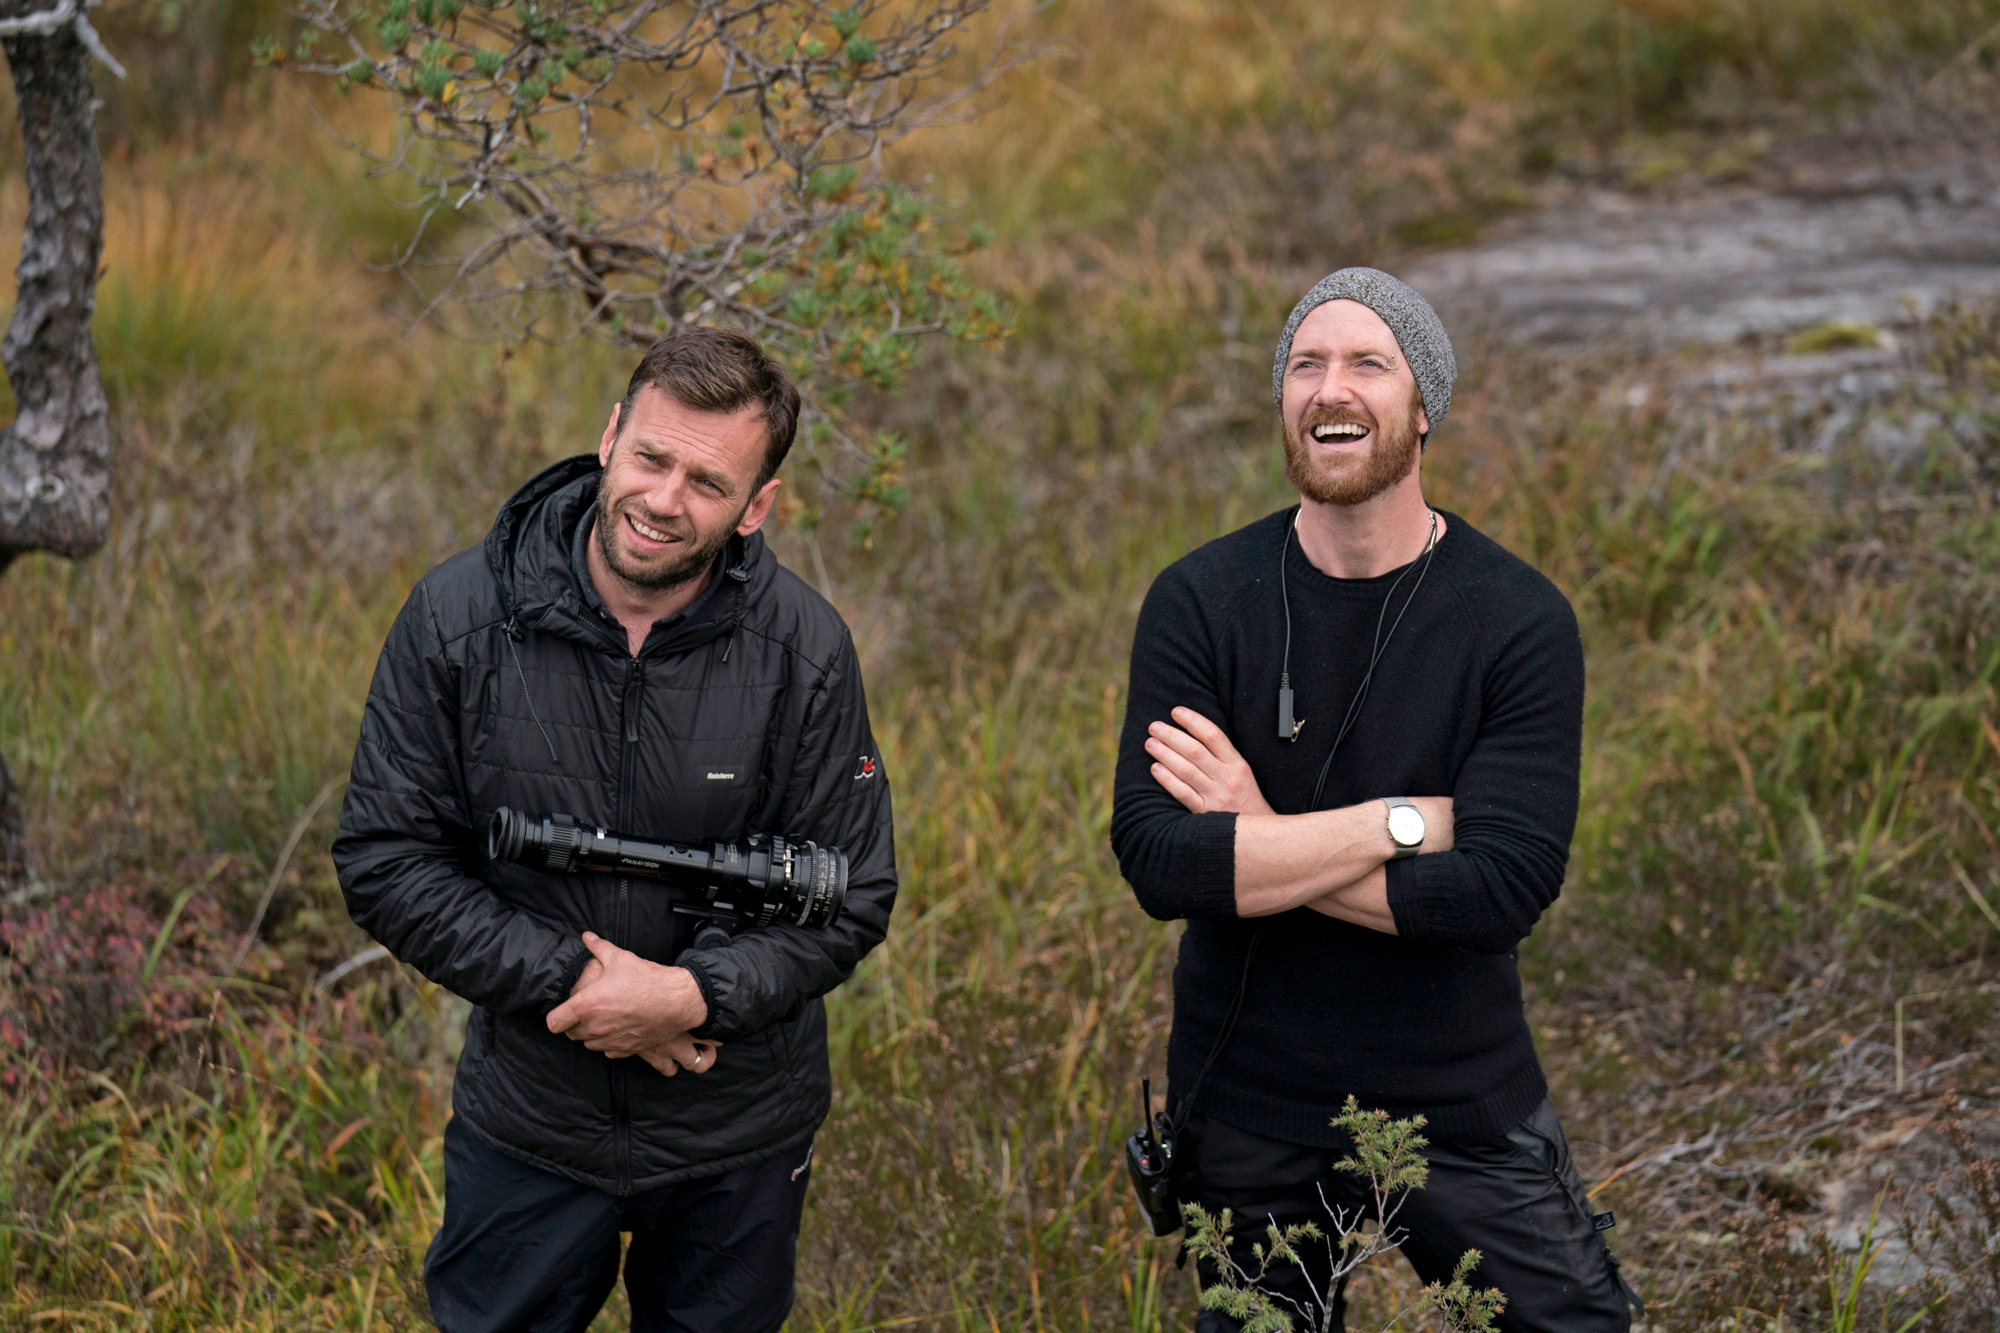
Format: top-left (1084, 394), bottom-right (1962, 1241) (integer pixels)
top-left (483, 453), bottom-right (776, 654)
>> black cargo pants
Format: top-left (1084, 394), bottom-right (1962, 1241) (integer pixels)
top-left (1180, 1098), bottom-right (1641, 1333)
top-left (424, 1117), bottom-right (814, 1333)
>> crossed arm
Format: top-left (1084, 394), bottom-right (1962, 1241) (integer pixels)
top-left (554, 712), bottom-right (1438, 1063)
top-left (562, 697), bottom-right (1444, 1060)
top-left (1142, 706), bottom-right (1454, 933)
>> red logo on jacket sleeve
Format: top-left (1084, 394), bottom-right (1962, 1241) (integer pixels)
top-left (854, 755), bottom-right (877, 780)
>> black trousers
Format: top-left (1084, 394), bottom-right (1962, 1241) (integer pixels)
top-left (1180, 1098), bottom-right (1640, 1333)
top-left (425, 1118), bottom-right (814, 1333)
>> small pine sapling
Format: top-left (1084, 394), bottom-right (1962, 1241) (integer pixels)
top-left (1182, 1204), bottom-right (1328, 1333)
top-left (1182, 1096), bottom-right (1505, 1333)
top-left (1415, 1251), bottom-right (1507, 1333)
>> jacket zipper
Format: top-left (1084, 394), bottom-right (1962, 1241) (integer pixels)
top-left (609, 656), bottom-right (646, 1194)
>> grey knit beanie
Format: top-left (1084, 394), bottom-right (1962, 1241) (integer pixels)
top-left (1271, 267), bottom-right (1456, 441)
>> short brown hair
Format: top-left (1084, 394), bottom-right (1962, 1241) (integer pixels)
top-left (617, 326), bottom-right (801, 487)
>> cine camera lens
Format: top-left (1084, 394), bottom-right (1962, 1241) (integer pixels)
top-left (778, 840), bottom-right (847, 929)
top-left (488, 807), bottom-right (846, 930)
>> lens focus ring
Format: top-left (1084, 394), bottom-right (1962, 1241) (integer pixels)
top-left (790, 843), bottom-right (844, 929)
top-left (542, 815), bottom-right (583, 872)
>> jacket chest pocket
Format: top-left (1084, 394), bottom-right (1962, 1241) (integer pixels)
top-left (630, 736), bottom-right (767, 842)
top-left (689, 747), bottom-right (758, 837)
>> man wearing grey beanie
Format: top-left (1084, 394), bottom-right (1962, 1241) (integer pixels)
top-left (1112, 269), bottom-right (1641, 1331)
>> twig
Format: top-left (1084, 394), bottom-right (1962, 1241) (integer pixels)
top-left (1951, 862), bottom-right (2000, 935)
top-left (1585, 1125), bottom-right (1669, 1200)
top-left (1923, 17), bottom-right (2000, 94)
top-left (0, 0), bottom-right (126, 79)
top-left (1895, 981), bottom-right (1998, 1091)
top-left (229, 775), bottom-right (347, 975)
top-left (315, 944), bottom-right (393, 993)
top-left (1044, 78), bottom-right (1188, 185)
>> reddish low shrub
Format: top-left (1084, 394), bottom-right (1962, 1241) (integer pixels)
top-left (0, 880), bottom-right (230, 1074)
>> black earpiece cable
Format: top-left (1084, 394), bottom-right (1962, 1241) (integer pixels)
top-left (1277, 510), bottom-right (1299, 739)
top-left (1305, 507), bottom-right (1439, 809)
top-left (1274, 506), bottom-right (1440, 800)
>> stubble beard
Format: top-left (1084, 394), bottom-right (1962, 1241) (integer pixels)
top-left (1283, 397), bottom-right (1424, 507)
top-left (594, 485), bottom-right (742, 593)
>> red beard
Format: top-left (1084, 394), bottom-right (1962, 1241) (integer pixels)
top-left (1282, 395), bottom-right (1424, 507)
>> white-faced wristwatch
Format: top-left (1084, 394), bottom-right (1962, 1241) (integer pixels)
top-left (1384, 797), bottom-right (1425, 859)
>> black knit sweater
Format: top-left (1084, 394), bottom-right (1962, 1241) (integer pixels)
top-left (1111, 508), bottom-right (1584, 1145)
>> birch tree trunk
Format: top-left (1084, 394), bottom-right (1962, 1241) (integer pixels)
top-left (0, 7), bottom-right (113, 885)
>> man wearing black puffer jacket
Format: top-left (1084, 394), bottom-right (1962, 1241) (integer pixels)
top-left (333, 327), bottom-right (895, 1333)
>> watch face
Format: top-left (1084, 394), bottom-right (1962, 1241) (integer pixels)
top-left (1388, 805), bottom-right (1425, 846)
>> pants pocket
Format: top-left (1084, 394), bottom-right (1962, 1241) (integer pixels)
top-left (1506, 1100), bottom-right (1644, 1318)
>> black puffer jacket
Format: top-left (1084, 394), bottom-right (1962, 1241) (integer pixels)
top-left (332, 456), bottom-right (896, 1193)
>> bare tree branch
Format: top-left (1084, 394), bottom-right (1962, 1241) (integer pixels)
top-left (274, 0), bottom-right (1026, 518)
top-left (0, 0), bottom-right (126, 79)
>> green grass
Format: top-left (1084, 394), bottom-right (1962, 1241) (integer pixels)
top-left (2, 991), bottom-right (452, 1330)
top-left (4, 0), bottom-right (2000, 1327)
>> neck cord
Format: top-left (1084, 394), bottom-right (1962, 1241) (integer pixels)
top-left (1306, 506), bottom-right (1440, 810)
top-left (1278, 511), bottom-right (1299, 739)
top-left (1169, 924), bottom-right (1264, 1133)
